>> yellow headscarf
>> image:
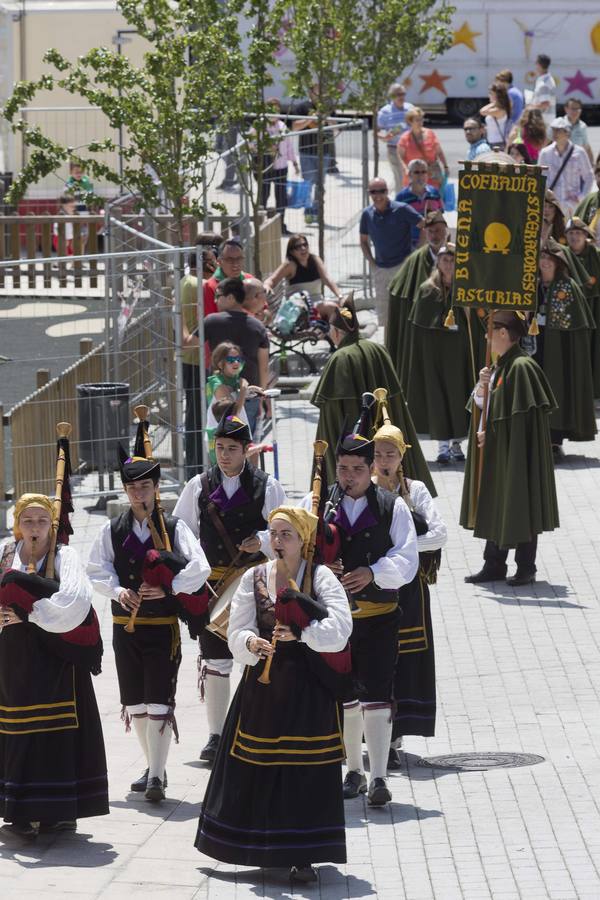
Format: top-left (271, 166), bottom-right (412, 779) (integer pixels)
top-left (13, 493), bottom-right (54, 540)
top-left (373, 422), bottom-right (411, 459)
top-left (268, 506), bottom-right (318, 558)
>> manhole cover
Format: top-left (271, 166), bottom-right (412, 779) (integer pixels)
top-left (417, 752), bottom-right (545, 771)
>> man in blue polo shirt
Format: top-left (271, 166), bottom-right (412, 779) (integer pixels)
top-left (359, 177), bottom-right (423, 334)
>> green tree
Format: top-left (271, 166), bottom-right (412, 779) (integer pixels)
top-left (2, 0), bottom-right (246, 244)
top-left (348, 0), bottom-right (455, 175)
top-left (284, 0), bottom-right (355, 257)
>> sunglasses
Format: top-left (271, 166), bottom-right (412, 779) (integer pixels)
top-left (464, 126), bottom-right (479, 132)
top-left (369, 188), bottom-right (387, 195)
top-left (412, 169), bottom-right (428, 174)
top-left (292, 242), bottom-right (309, 249)
top-left (225, 355), bottom-right (243, 363)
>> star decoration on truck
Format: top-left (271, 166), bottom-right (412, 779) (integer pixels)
top-left (419, 69), bottom-right (451, 96)
top-left (563, 69), bottom-right (597, 99)
top-left (452, 22), bottom-right (482, 52)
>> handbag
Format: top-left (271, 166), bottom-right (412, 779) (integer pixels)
top-left (286, 180), bottom-right (312, 209)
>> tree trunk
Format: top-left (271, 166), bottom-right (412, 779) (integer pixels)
top-left (372, 102), bottom-right (379, 177)
top-left (317, 112), bottom-right (325, 260)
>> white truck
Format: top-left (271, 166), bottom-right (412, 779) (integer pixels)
top-left (401, 0), bottom-right (600, 121)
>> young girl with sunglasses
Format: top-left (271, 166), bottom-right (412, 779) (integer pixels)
top-left (205, 342), bottom-right (261, 463)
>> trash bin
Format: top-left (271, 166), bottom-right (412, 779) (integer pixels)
top-left (77, 382), bottom-right (130, 471)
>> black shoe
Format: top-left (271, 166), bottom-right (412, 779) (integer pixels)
top-left (368, 777), bottom-right (392, 807)
top-left (1, 821), bottom-right (39, 841)
top-left (131, 768), bottom-right (167, 792)
top-left (217, 180), bottom-right (237, 191)
top-left (507, 570), bottom-right (536, 586)
top-left (387, 747), bottom-right (402, 770)
top-left (328, 164), bottom-right (340, 175)
top-left (38, 821), bottom-right (77, 834)
top-left (290, 865), bottom-right (318, 882)
top-left (343, 770), bottom-right (367, 799)
top-left (200, 733), bottom-right (220, 763)
top-left (464, 566), bottom-right (506, 584)
top-left (552, 443), bottom-right (565, 460)
top-left (145, 777), bottom-right (165, 802)
top-left (281, 225), bottom-right (292, 236)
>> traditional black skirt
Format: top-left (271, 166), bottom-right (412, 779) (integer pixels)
top-left (393, 574), bottom-right (436, 739)
top-left (195, 640), bottom-right (347, 867)
top-left (0, 623), bottom-right (108, 824)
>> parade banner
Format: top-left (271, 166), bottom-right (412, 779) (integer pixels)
top-left (452, 161), bottom-right (546, 310)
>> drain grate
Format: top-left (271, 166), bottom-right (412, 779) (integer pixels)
top-left (417, 752), bottom-right (545, 771)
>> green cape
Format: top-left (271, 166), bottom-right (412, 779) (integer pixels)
top-left (574, 190), bottom-right (600, 226)
top-left (385, 245), bottom-right (435, 390)
top-left (537, 277), bottom-right (597, 441)
top-left (460, 344), bottom-right (559, 547)
top-left (405, 282), bottom-right (478, 440)
top-left (311, 332), bottom-right (436, 495)
top-left (572, 242), bottom-right (600, 397)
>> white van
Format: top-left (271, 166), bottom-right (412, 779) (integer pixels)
top-left (401, 0), bottom-right (600, 121)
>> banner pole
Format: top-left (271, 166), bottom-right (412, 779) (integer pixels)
top-left (476, 309), bottom-right (495, 495)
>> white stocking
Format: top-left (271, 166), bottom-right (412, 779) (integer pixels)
top-left (363, 705), bottom-right (393, 780)
top-left (131, 712), bottom-right (148, 764)
top-left (204, 671), bottom-right (230, 735)
top-left (343, 702), bottom-right (364, 773)
top-left (146, 716), bottom-right (172, 781)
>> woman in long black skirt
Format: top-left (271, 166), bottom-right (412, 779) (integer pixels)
top-left (0, 494), bottom-right (108, 841)
top-left (195, 506), bottom-right (352, 882)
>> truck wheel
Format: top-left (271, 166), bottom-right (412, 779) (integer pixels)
top-left (448, 98), bottom-right (484, 123)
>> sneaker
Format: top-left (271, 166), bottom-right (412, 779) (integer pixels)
top-left (131, 768), bottom-right (167, 792)
top-left (200, 733), bottom-right (220, 763)
top-left (451, 443), bottom-right (466, 462)
top-left (343, 770), bottom-right (367, 799)
top-left (367, 777), bottom-right (392, 807)
top-left (38, 821), bottom-right (77, 834)
top-left (437, 449), bottom-right (451, 465)
top-left (0, 821), bottom-right (39, 841)
top-left (290, 865), bottom-right (318, 882)
top-left (145, 777), bottom-right (165, 802)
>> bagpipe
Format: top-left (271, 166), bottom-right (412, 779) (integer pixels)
top-left (130, 405), bottom-right (209, 638)
top-left (0, 422), bottom-right (103, 674)
top-left (257, 438), bottom-right (351, 697)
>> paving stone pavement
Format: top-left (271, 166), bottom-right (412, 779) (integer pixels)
top-left (3, 375), bottom-right (600, 893)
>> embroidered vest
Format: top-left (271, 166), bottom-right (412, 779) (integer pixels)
top-left (331, 484), bottom-right (398, 618)
top-left (198, 463), bottom-right (268, 570)
top-left (110, 510), bottom-right (178, 616)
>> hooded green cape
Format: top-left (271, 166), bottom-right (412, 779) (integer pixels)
top-left (536, 277), bottom-right (597, 441)
top-left (405, 281), bottom-right (479, 440)
top-left (460, 344), bottom-right (559, 547)
top-left (570, 242), bottom-right (600, 397)
top-left (574, 190), bottom-right (600, 226)
top-left (385, 245), bottom-right (435, 390)
top-left (311, 332), bottom-right (436, 495)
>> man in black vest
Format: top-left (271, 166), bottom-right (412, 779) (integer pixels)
top-left (88, 453), bottom-right (210, 801)
top-left (173, 413), bottom-right (286, 762)
top-left (328, 428), bottom-right (417, 806)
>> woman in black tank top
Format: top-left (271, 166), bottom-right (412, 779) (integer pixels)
top-left (264, 234), bottom-right (342, 302)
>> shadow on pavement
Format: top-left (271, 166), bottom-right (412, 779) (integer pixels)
top-left (199, 863), bottom-right (374, 898)
top-left (0, 832), bottom-right (117, 867)
top-left (110, 797), bottom-right (200, 821)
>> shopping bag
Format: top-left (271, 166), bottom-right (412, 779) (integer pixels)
top-left (443, 180), bottom-right (456, 212)
top-left (287, 180), bottom-right (312, 209)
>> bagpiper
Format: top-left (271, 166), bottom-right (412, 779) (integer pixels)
top-left (173, 411), bottom-right (286, 763)
top-left (88, 411), bottom-right (210, 801)
top-left (0, 426), bottom-right (108, 840)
